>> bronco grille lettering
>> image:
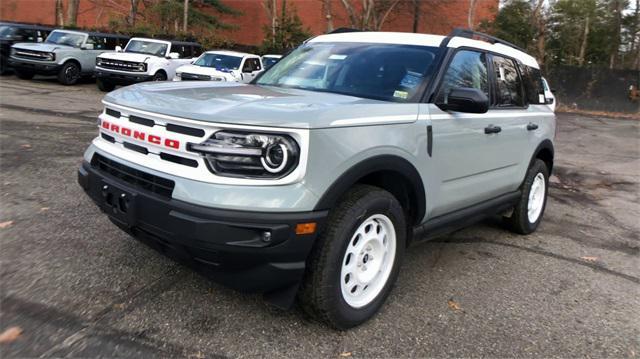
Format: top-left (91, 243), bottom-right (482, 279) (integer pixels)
top-left (101, 120), bottom-right (180, 149)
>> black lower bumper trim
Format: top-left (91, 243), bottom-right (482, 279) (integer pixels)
top-left (8, 59), bottom-right (61, 75)
top-left (78, 161), bottom-right (326, 293)
top-left (96, 70), bottom-right (152, 84)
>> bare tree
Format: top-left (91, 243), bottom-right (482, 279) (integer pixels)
top-left (531, 0), bottom-right (546, 65)
top-left (128, 0), bottom-right (139, 27)
top-left (67, 0), bottom-right (80, 26)
top-left (324, 0), bottom-right (334, 33)
top-left (55, 0), bottom-right (65, 26)
top-left (467, 0), bottom-right (478, 30)
top-left (339, 0), bottom-right (402, 30)
top-left (264, 0), bottom-right (278, 40)
top-left (578, 16), bottom-right (590, 66)
top-left (609, 0), bottom-right (624, 69)
top-left (183, 0), bottom-right (189, 32)
top-left (412, 0), bottom-right (421, 33)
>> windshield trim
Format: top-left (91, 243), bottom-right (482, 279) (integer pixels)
top-left (124, 39), bottom-right (169, 57)
top-left (45, 30), bottom-right (87, 47)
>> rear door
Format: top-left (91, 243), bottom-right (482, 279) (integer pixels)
top-left (423, 49), bottom-right (524, 217)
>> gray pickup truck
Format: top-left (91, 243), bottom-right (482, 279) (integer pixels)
top-left (78, 29), bottom-right (556, 329)
top-left (9, 29), bottom-right (128, 85)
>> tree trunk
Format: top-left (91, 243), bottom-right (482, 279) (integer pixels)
top-left (55, 0), bottom-right (64, 27)
top-left (467, 0), bottom-right (478, 30)
top-left (324, 0), bottom-right (333, 33)
top-left (609, 0), bottom-right (623, 69)
top-left (532, 0), bottom-right (545, 65)
top-left (127, 0), bottom-right (139, 27)
top-left (339, 0), bottom-right (359, 29)
top-left (412, 0), bottom-right (420, 33)
top-left (66, 0), bottom-right (80, 27)
top-left (183, 0), bottom-right (188, 32)
top-left (578, 16), bottom-right (590, 66)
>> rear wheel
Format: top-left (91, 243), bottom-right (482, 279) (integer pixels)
top-left (14, 68), bottom-right (35, 80)
top-left (97, 78), bottom-right (116, 92)
top-left (299, 184), bottom-right (406, 329)
top-left (57, 61), bottom-right (81, 85)
top-left (505, 159), bottom-right (549, 234)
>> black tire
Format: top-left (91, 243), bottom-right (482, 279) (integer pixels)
top-left (0, 60), bottom-right (8, 75)
top-left (97, 78), bottom-right (116, 92)
top-left (505, 159), bottom-right (549, 234)
top-left (299, 184), bottom-right (407, 329)
top-left (152, 71), bottom-right (167, 82)
top-left (14, 68), bottom-right (35, 80)
top-left (57, 61), bottom-right (81, 85)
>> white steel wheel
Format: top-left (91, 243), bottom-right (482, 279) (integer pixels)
top-left (340, 214), bottom-right (397, 308)
top-left (527, 172), bottom-right (546, 223)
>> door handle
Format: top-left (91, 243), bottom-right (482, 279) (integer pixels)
top-left (527, 123), bottom-right (539, 131)
top-left (484, 125), bottom-right (502, 134)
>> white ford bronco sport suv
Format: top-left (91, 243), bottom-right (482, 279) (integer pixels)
top-left (95, 37), bottom-right (202, 91)
top-left (78, 29), bottom-right (556, 329)
top-left (174, 50), bottom-right (263, 83)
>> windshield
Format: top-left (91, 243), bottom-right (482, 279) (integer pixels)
top-left (125, 40), bottom-right (168, 57)
top-left (194, 53), bottom-right (242, 70)
top-left (257, 42), bottom-right (440, 102)
top-left (263, 57), bottom-right (280, 69)
top-left (45, 30), bottom-right (85, 47)
top-left (0, 26), bottom-right (17, 38)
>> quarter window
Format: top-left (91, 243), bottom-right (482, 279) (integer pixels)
top-left (437, 50), bottom-right (489, 103)
top-left (521, 66), bottom-right (545, 105)
top-left (492, 56), bottom-right (524, 107)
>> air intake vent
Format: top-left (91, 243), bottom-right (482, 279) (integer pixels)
top-left (105, 108), bottom-right (121, 118)
top-left (91, 154), bottom-right (175, 198)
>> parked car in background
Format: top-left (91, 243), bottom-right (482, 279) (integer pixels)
top-left (95, 38), bottom-right (202, 92)
top-left (9, 29), bottom-right (128, 85)
top-left (261, 54), bottom-right (282, 70)
top-left (174, 50), bottom-right (263, 83)
top-left (0, 22), bottom-right (53, 75)
top-left (542, 77), bottom-right (556, 112)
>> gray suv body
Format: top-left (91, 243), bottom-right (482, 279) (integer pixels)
top-left (10, 29), bottom-right (128, 85)
top-left (78, 29), bottom-right (556, 329)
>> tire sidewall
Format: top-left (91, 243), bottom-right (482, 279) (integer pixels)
top-left (327, 193), bottom-right (406, 328)
top-left (59, 62), bottom-right (80, 85)
top-left (153, 71), bottom-right (167, 81)
top-left (520, 160), bottom-right (550, 232)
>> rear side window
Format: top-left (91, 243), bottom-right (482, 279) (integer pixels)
top-left (491, 56), bottom-right (524, 107)
top-left (437, 50), bottom-right (489, 103)
top-left (193, 46), bottom-right (203, 57)
top-left (521, 66), bottom-right (545, 105)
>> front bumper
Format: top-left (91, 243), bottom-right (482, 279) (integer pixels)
top-left (96, 69), bottom-right (153, 84)
top-left (8, 57), bottom-right (61, 75)
top-left (77, 159), bottom-right (326, 293)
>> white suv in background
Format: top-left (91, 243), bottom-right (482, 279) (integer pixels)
top-left (95, 37), bottom-right (202, 91)
top-left (174, 50), bottom-right (263, 83)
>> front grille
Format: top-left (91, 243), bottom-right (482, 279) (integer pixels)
top-left (181, 72), bottom-right (211, 81)
top-left (91, 153), bottom-right (175, 198)
top-left (13, 49), bottom-right (51, 61)
top-left (98, 59), bottom-right (145, 72)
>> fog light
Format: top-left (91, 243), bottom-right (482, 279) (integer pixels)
top-left (261, 231), bottom-right (272, 242)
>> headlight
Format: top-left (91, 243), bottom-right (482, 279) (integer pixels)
top-left (136, 62), bottom-right (146, 72)
top-left (45, 52), bottom-right (55, 61)
top-left (188, 131), bottom-right (300, 179)
top-left (96, 57), bottom-right (103, 66)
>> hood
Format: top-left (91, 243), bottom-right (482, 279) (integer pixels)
top-left (12, 42), bottom-right (71, 52)
top-left (177, 64), bottom-right (238, 77)
top-left (103, 81), bottom-right (419, 129)
top-left (98, 51), bottom-right (157, 62)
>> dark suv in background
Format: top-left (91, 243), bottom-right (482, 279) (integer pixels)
top-left (0, 22), bottom-right (53, 75)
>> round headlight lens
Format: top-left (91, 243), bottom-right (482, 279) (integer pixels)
top-left (261, 143), bottom-right (288, 173)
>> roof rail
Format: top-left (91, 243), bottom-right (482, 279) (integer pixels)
top-left (449, 28), bottom-right (526, 53)
top-left (328, 27), bottom-right (362, 34)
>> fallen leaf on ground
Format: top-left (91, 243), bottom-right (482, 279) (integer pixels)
top-left (448, 299), bottom-right (463, 312)
top-left (188, 351), bottom-right (205, 359)
top-left (0, 326), bottom-right (22, 343)
top-left (580, 256), bottom-right (598, 263)
top-left (40, 207), bottom-right (49, 212)
top-left (20, 144), bottom-right (31, 149)
top-left (0, 221), bottom-right (14, 229)
top-left (339, 352), bottom-right (352, 357)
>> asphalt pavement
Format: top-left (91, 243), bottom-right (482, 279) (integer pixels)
top-left (0, 75), bottom-right (638, 358)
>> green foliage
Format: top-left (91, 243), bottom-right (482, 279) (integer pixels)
top-left (479, 0), bottom-right (535, 50)
top-left (260, 0), bottom-right (311, 54)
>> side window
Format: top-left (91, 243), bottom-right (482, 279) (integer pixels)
top-left (251, 58), bottom-right (261, 71)
top-left (242, 59), bottom-right (254, 72)
top-left (193, 46), bottom-right (203, 57)
top-left (437, 50), bottom-right (489, 102)
top-left (521, 66), bottom-right (545, 105)
top-left (492, 56), bottom-right (524, 107)
top-left (87, 36), bottom-right (107, 49)
top-left (182, 45), bottom-right (192, 58)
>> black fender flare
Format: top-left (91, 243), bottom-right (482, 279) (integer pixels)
top-left (530, 139), bottom-right (555, 174)
top-left (313, 155), bottom-right (426, 224)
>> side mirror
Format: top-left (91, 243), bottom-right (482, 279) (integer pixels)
top-left (82, 44), bottom-right (94, 50)
top-left (167, 52), bottom-right (179, 59)
top-left (115, 45), bottom-right (123, 52)
top-left (37, 37), bottom-right (43, 43)
top-left (436, 88), bottom-right (489, 114)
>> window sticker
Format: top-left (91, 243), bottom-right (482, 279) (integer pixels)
top-left (329, 54), bottom-right (347, 60)
top-left (393, 90), bottom-right (409, 99)
top-left (539, 94), bottom-right (545, 103)
top-left (399, 71), bottom-right (423, 89)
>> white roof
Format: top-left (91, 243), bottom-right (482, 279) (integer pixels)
top-left (309, 31), bottom-right (539, 69)
top-left (262, 54), bottom-right (283, 58)
top-left (202, 50), bottom-right (258, 58)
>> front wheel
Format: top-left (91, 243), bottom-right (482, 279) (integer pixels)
top-left (152, 71), bottom-right (167, 82)
top-left (57, 61), bottom-right (81, 85)
top-left (97, 78), bottom-right (116, 92)
top-left (505, 159), bottom-right (549, 234)
top-left (299, 185), bottom-right (406, 329)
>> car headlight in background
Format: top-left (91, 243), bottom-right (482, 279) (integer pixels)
top-left (188, 131), bottom-right (300, 179)
top-left (44, 52), bottom-right (55, 61)
top-left (96, 57), bottom-right (103, 66)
